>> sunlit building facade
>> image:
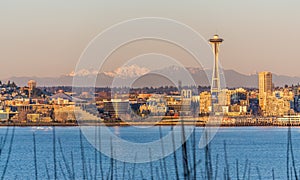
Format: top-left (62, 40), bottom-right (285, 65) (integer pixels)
top-left (259, 72), bottom-right (273, 112)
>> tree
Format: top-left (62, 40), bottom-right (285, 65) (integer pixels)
top-left (50, 108), bottom-right (55, 122)
top-left (11, 82), bottom-right (17, 88)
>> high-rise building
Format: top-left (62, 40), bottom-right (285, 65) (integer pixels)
top-left (180, 89), bottom-right (192, 116)
top-left (28, 80), bottom-right (37, 98)
top-left (258, 72), bottom-right (272, 111)
top-left (28, 80), bottom-right (37, 91)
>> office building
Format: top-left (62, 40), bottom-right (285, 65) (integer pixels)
top-left (258, 72), bottom-right (272, 111)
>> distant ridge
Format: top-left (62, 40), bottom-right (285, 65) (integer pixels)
top-left (5, 66), bottom-right (300, 88)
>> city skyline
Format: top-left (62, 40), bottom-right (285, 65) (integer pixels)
top-left (0, 0), bottom-right (300, 79)
top-left (1, 1), bottom-right (300, 179)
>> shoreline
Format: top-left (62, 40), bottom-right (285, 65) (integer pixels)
top-left (0, 122), bottom-right (298, 127)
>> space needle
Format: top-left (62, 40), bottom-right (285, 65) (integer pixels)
top-left (209, 34), bottom-right (223, 112)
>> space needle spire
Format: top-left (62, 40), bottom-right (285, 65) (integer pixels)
top-left (209, 34), bottom-right (223, 109)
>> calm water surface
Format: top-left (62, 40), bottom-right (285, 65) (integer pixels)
top-left (0, 126), bottom-right (299, 179)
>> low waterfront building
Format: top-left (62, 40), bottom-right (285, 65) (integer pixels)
top-left (264, 90), bottom-right (294, 117)
top-left (103, 99), bottom-right (130, 118)
top-left (27, 113), bottom-right (40, 123)
top-left (146, 94), bottom-right (167, 116)
top-left (199, 91), bottom-right (212, 115)
top-left (54, 105), bottom-right (76, 123)
top-left (0, 110), bottom-right (9, 122)
top-left (275, 114), bottom-right (300, 125)
top-left (50, 90), bottom-right (74, 105)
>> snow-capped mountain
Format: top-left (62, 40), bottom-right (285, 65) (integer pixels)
top-left (104, 64), bottom-right (150, 78)
top-left (68, 69), bottom-right (99, 77)
top-left (5, 65), bottom-right (300, 88)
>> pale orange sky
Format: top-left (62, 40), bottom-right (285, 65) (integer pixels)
top-left (0, 0), bottom-right (300, 79)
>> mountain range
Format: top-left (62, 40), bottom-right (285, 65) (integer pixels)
top-left (4, 65), bottom-right (300, 88)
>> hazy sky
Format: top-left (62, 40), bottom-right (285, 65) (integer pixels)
top-left (0, 0), bottom-right (300, 79)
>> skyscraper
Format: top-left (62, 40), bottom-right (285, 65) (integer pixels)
top-left (28, 80), bottom-right (37, 99)
top-left (28, 80), bottom-right (37, 91)
top-left (258, 71), bottom-right (272, 111)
